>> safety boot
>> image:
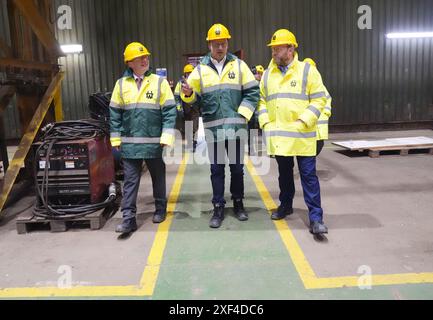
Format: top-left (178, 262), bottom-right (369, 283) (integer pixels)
top-left (209, 204), bottom-right (225, 228)
top-left (233, 199), bottom-right (248, 221)
top-left (310, 221), bottom-right (328, 234)
top-left (115, 218), bottom-right (138, 233)
top-left (271, 205), bottom-right (293, 220)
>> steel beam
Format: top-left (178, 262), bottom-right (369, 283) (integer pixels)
top-left (0, 72), bottom-right (64, 215)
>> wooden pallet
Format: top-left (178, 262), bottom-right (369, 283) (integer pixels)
top-left (16, 206), bottom-right (117, 234)
top-left (332, 136), bottom-right (433, 158)
top-left (367, 145), bottom-right (433, 158)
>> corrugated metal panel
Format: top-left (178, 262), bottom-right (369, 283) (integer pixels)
top-left (3, 0), bottom-right (433, 139)
top-left (0, 0), bottom-right (21, 140)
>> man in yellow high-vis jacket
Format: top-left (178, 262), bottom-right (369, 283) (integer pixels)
top-left (110, 42), bottom-right (177, 233)
top-left (174, 64), bottom-right (200, 152)
top-left (181, 23), bottom-right (259, 228)
top-left (258, 29), bottom-right (328, 235)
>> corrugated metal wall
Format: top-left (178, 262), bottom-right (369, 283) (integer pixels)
top-left (0, 0), bottom-right (21, 139)
top-left (2, 0), bottom-right (433, 138)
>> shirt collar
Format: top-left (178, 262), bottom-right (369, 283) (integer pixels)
top-left (133, 73), bottom-right (144, 81)
top-left (278, 59), bottom-right (295, 75)
top-left (210, 55), bottom-right (227, 67)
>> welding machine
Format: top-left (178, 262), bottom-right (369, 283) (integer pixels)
top-left (33, 120), bottom-right (117, 219)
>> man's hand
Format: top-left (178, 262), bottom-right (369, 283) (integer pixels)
top-left (181, 81), bottom-right (193, 97)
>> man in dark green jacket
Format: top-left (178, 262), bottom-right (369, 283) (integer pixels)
top-left (110, 42), bottom-right (177, 233)
top-left (181, 24), bottom-right (259, 228)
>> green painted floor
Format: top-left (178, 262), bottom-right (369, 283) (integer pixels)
top-left (151, 155), bottom-right (433, 300)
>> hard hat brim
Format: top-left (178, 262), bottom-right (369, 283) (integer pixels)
top-left (267, 41), bottom-right (298, 48)
top-left (206, 35), bottom-right (232, 41)
top-left (124, 52), bottom-right (151, 63)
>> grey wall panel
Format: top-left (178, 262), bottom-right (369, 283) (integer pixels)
top-left (2, 0), bottom-right (433, 139)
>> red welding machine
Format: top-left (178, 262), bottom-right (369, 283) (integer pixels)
top-left (34, 136), bottom-right (114, 204)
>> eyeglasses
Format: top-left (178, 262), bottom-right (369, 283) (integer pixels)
top-left (210, 42), bottom-right (228, 49)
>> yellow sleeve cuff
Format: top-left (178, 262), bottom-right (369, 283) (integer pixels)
top-left (110, 137), bottom-right (121, 147)
top-left (258, 114), bottom-right (270, 129)
top-left (181, 92), bottom-right (197, 104)
top-left (160, 132), bottom-right (175, 147)
top-left (238, 106), bottom-right (254, 121)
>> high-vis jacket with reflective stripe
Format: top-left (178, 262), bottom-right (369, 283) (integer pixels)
top-left (181, 53), bottom-right (259, 142)
top-left (317, 87), bottom-right (332, 140)
top-left (110, 68), bottom-right (177, 159)
top-left (258, 54), bottom-right (327, 156)
top-left (174, 80), bottom-right (200, 112)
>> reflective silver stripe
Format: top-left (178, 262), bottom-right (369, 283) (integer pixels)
top-left (263, 69), bottom-right (270, 99)
top-left (243, 80), bottom-right (258, 90)
top-left (119, 78), bottom-right (124, 102)
top-left (122, 137), bottom-right (161, 144)
top-left (162, 128), bottom-right (175, 135)
top-left (174, 93), bottom-right (180, 98)
top-left (238, 59), bottom-right (242, 86)
top-left (265, 131), bottom-right (316, 139)
top-left (326, 95), bottom-right (332, 99)
top-left (302, 63), bottom-right (310, 95)
top-left (307, 105), bottom-right (321, 118)
top-left (156, 76), bottom-right (163, 105)
top-left (258, 109), bottom-right (268, 116)
top-left (110, 132), bottom-right (121, 138)
top-left (202, 83), bottom-right (242, 94)
top-left (203, 117), bottom-right (247, 129)
top-left (309, 91), bottom-right (326, 99)
top-left (267, 92), bottom-right (308, 101)
top-left (239, 101), bottom-right (255, 112)
top-left (325, 106), bottom-right (332, 112)
top-left (124, 103), bottom-right (159, 110)
top-left (197, 64), bottom-right (204, 94)
top-left (162, 99), bottom-right (175, 108)
top-left (110, 102), bottom-right (122, 109)
top-left (317, 120), bottom-right (329, 125)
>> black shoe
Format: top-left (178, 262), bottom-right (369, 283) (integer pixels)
top-left (271, 206), bottom-right (293, 220)
top-left (153, 209), bottom-right (167, 223)
top-left (310, 221), bottom-right (328, 234)
top-left (210, 205), bottom-right (225, 228)
top-left (115, 218), bottom-right (138, 233)
top-left (233, 199), bottom-right (248, 221)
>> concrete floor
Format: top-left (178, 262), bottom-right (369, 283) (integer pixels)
top-left (0, 129), bottom-right (432, 299)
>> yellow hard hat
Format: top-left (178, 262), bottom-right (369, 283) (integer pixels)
top-left (206, 23), bottom-right (231, 41)
top-left (183, 64), bottom-right (194, 74)
top-left (124, 42), bottom-right (150, 63)
top-left (303, 58), bottom-right (317, 67)
top-left (267, 29), bottom-right (298, 48)
top-left (255, 65), bottom-right (265, 74)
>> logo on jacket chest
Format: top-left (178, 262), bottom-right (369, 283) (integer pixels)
top-left (290, 80), bottom-right (297, 87)
top-left (228, 71), bottom-right (236, 80)
top-left (146, 91), bottom-right (154, 99)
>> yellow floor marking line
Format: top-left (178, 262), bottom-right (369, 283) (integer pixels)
top-left (245, 156), bottom-right (433, 289)
top-left (0, 153), bottom-right (189, 298)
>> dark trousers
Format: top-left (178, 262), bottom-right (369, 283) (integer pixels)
top-left (316, 140), bottom-right (324, 156)
top-left (121, 158), bottom-right (167, 220)
top-left (275, 156), bottom-right (323, 223)
top-left (207, 139), bottom-right (244, 206)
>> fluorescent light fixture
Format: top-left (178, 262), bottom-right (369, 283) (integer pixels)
top-left (386, 32), bottom-right (433, 39)
top-left (61, 44), bottom-right (83, 54)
